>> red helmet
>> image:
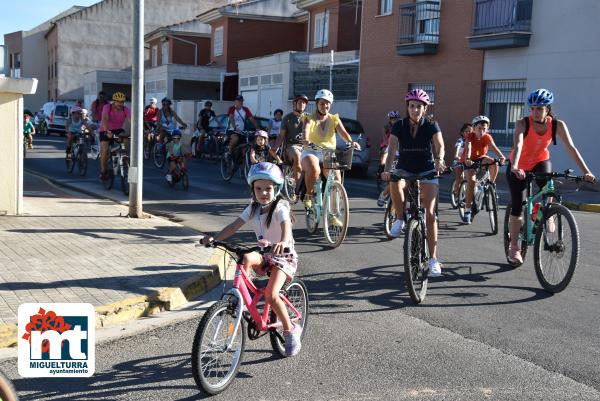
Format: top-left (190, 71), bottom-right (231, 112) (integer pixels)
top-left (405, 89), bottom-right (431, 105)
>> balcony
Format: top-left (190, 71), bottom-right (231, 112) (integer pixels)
top-left (396, 1), bottom-right (441, 56)
top-left (468, 0), bottom-right (532, 50)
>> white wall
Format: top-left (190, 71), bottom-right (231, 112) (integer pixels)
top-left (483, 0), bottom-right (600, 174)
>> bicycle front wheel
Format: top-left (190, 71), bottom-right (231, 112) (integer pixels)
top-left (78, 146), bottom-right (88, 177)
top-left (533, 204), bottom-right (580, 293)
top-left (153, 143), bottom-right (165, 169)
top-left (220, 154), bottom-right (234, 181)
top-left (323, 181), bottom-right (350, 248)
top-left (450, 177), bottom-right (460, 209)
top-left (270, 279), bottom-right (309, 358)
top-left (120, 160), bottom-right (129, 196)
top-left (191, 300), bottom-right (245, 395)
top-left (282, 166), bottom-right (299, 204)
top-left (457, 180), bottom-right (467, 221)
top-left (0, 369), bottom-right (18, 401)
top-left (503, 204), bottom-right (528, 267)
top-left (66, 150), bottom-right (75, 173)
top-left (404, 219), bottom-right (428, 304)
top-left (486, 185), bottom-right (498, 235)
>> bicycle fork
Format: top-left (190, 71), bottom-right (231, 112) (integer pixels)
top-left (214, 288), bottom-right (245, 351)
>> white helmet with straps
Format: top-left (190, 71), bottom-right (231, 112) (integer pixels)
top-left (472, 115), bottom-right (490, 125)
top-left (315, 89), bottom-right (334, 104)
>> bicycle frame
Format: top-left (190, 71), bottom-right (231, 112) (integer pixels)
top-left (220, 260), bottom-right (303, 350)
top-left (522, 178), bottom-right (556, 245)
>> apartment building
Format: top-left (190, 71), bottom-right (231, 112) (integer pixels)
top-left (359, 0), bottom-right (484, 160)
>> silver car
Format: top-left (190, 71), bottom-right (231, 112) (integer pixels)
top-left (337, 118), bottom-right (371, 177)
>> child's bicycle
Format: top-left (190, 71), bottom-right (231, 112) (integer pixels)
top-left (191, 240), bottom-right (309, 395)
top-left (166, 156), bottom-right (190, 190)
top-left (303, 143), bottom-right (354, 248)
top-left (459, 158), bottom-right (502, 234)
top-left (503, 169), bottom-right (586, 293)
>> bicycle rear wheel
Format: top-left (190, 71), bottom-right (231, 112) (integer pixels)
top-left (0, 369), bottom-right (18, 401)
top-left (66, 150), bottom-right (75, 173)
top-left (534, 204), bottom-right (580, 293)
top-left (191, 300), bottom-right (245, 395)
top-left (323, 181), bottom-right (350, 248)
top-left (503, 204), bottom-right (528, 267)
top-left (384, 200), bottom-right (395, 240)
top-left (102, 169), bottom-right (114, 190)
top-left (404, 219), bottom-right (428, 304)
top-left (270, 279), bottom-right (309, 358)
top-left (486, 185), bottom-right (498, 235)
top-left (120, 160), bottom-right (129, 196)
top-left (450, 177), bottom-right (460, 209)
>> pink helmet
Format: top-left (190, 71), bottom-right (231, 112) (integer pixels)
top-left (71, 106), bottom-right (82, 113)
top-left (255, 130), bottom-right (269, 139)
top-left (405, 89), bottom-right (431, 105)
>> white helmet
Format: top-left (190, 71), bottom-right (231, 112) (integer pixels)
top-left (472, 115), bottom-right (490, 125)
top-left (150, 97), bottom-right (157, 104)
top-left (315, 89), bottom-right (334, 104)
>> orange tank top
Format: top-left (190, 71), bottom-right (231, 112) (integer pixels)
top-left (510, 116), bottom-right (552, 171)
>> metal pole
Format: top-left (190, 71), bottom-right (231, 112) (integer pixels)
top-left (129, 0), bottom-right (144, 217)
top-left (329, 50), bottom-right (334, 91)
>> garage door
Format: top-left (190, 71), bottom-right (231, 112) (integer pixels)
top-left (241, 90), bottom-right (258, 116)
top-left (258, 87), bottom-right (283, 118)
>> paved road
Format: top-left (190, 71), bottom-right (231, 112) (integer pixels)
top-left (5, 136), bottom-right (599, 400)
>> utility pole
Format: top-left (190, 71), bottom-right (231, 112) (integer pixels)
top-left (129, 0), bottom-right (144, 217)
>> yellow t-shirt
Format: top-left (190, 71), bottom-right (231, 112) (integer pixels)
top-left (304, 113), bottom-right (341, 150)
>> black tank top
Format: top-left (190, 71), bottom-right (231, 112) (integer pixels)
top-left (392, 117), bottom-right (441, 173)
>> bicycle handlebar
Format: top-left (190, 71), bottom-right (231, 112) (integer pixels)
top-left (198, 239), bottom-right (289, 257)
top-left (389, 168), bottom-right (450, 182)
top-left (525, 169), bottom-right (586, 182)
top-left (462, 158), bottom-right (504, 171)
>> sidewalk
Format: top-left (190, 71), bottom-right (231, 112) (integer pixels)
top-left (0, 174), bottom-right (225, 347)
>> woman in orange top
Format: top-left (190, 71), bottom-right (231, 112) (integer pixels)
top-left (462, 115), bottom-right (505, 224)
top-left (507, 89), bottom-right (595, 264)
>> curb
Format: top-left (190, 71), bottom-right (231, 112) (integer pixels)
top-left (0, 248), bottom-right (232, 349)
top-left (562, 201), bottom-right (600, 213)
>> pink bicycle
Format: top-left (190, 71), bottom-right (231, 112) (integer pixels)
top-left (191, 240), bottom-right (309, 395)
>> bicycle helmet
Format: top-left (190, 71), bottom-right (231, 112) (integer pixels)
top-left (472, 115), bottom-right (490, 125)
top-left (255, 130), bottom-right (269, 139)
top-left (150, 97), bottom-right (157, 104)
top-left (247, 162), bottom-right (284, 197)
top-left (161, 97), bottom-right (172, 105)
top-left (81, 108), bottom-right (88, 115)
top-left (71, 106), bottom-right (82, 113)
top-left (527, 88), bottom-right (554, 106)
top-left (387, 111), bottom-right (401, 119)
top-left (204, 100), bottom-right (213, 107)
top-left (405, 88), bottom-right (431, 105)
top-left (234, 95), bottom-right (244, 101)
top-left (171, 128), bottom-right (182, 138)
top-left (112, 92), bottom-right (126, 102)
top-left (294, 94), bottom-right (309, 103)
top-left (315, 89), bottom-right (334, 104)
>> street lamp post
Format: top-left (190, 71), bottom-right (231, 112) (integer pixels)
top-left (129, 0), bottom-right (144, 217)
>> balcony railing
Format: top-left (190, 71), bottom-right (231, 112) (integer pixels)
top-left (396, 1), bottom-right (441, 56)
top-left (469, 0), bottom-right (532, 49)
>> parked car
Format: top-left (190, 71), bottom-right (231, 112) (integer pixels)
top-left (337, 117), bottom-right (371, 177)
top-left (46, 101), bottom-right (75, 136)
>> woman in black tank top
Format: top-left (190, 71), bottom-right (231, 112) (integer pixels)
top-left (381, 89), bottom-right (446, 276)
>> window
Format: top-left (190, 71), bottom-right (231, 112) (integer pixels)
top-left (214, 26), bottom-right (224, 57)
top-left (314, 11), bottom-right (329, 48)
top-left (380, 0), bottom-right (392, 15)
top-left (261, 75), bottom-right (271, 85)
top-left (409, 82), bottom-right (435, 117)
top-left (151, 46), bottom-right (158, 67)
top-left (240, 77), bottom-right (249, 87)
top-left (145, 47), bottom-right (150, 61)
top-left (249, 76), bottom-right (259, 86)
top-left (483, 80), bottom-right (527, 148)
top-left (272, 73), bottom-right (283, 84)
top-left (161, 41), bottom-right (169, 65)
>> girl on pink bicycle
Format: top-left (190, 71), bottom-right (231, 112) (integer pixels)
top-left (201, 162), bottom-right (301, 356)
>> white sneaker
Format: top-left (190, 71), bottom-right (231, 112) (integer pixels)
top-left (166, 174), bottom-right (173, 183)
top-left (377, 191), bottom-right (387, 207)
top-left (428, 258), bottom-right (442, 277)
top-left (390, 219), bottom-right (405, 237)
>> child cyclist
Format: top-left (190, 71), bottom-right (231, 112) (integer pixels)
top-left (23, 111), bottom-right (36, 149)
top-left (249, 130), bottom-right (283, 165)
top-left (201, 162), bottom-right (301, 357)
top-left (165, 128), bottom-right (191, 184)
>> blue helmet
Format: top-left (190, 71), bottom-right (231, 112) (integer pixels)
top-left (171, 128), bottom-right (182, 138)
top-left (247, 162), bottom-right (284, 197)
top-left (527, 89), bottom-right (554, 107)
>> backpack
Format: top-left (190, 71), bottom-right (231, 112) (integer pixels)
top-left (522, 116), bottom-right (557, 145)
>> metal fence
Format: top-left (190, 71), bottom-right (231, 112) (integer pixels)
top-left (484, 79), bottom-right (526, 149)
top-left (472, 0), bottom-right (532, 35)
top-left (292, 51), bottom-right (359, 101)
top-left (397, 0), bottom-right (441, 45)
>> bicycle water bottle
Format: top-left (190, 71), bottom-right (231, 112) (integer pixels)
top-left (474, 183), bottom-right (484, 210)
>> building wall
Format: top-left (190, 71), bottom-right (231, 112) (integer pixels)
top-left (171, 35), bottom-right (211, 66)
top-left (358, 0), bottom-right (484, 161)
top-left (482, 0), bottom-right (600, 173)
top-left (0, 45), bottom-right (5, 75)
top-left (209, 17), bottom-right (228, 68)
top-left (46, 28), bottom-right (58, 102)
top-left (337, 0), bottom-right (361, 51)
top-left (4, 31), bottom-right (22, 78)
top-left (53, 0), bottom-right (225, 100)
top-left (307, 0), bottom-right (339, 53)
top-left (22, 30), bottom-right (49, 111)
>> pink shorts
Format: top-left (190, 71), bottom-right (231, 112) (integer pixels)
top-left (261, 251), bottom-right (298, 281)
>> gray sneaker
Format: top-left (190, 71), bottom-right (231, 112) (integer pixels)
top-left (284, 323), bottom-right (302, 357)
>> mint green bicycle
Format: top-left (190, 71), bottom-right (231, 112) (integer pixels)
top-left (304, 144), bottom-right (353, 248)
top-left (503, 169), bottom-right (583, 293)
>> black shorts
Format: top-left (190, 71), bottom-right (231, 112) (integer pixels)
top-left (99, 128), bottom-right (127, 142)
top-left (506, 160), bottom-right (552, 217)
